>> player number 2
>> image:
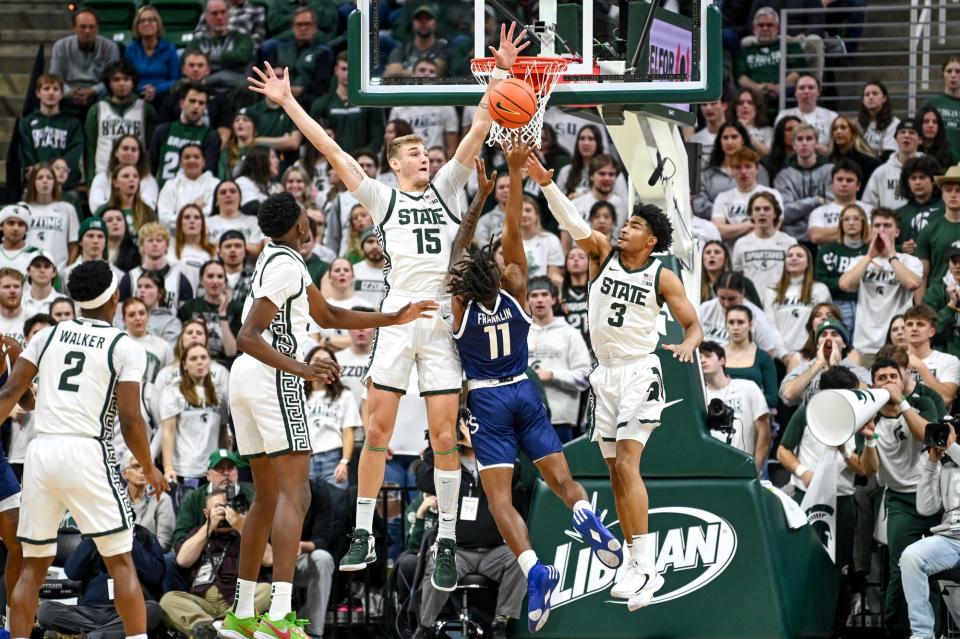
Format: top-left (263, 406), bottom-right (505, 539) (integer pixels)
top-left (413, 228), bottom-right (441, 254)
top-left (58, 350), bottom-right (86, 392)
top-left (483, 324), bottom-right (511, 359)
top-left (608, 302), bottom-right (627, 327)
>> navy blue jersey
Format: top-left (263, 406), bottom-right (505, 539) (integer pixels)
top-left (453, 291), bottom-right (533, 381)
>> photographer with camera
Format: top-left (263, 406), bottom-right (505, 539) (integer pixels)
top-left (172, 450), bottom-right (254, 547)
top-left (862, 357), bottom-right (940, 638)
top-left (700, 342), bottom-right (771, 474)
top-left (159, 489), bottom-right (273, 639)
top-left (900, 416), bottom-right (960, 639)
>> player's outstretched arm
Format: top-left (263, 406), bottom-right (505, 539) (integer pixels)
top-left (450, 158), bottom-right (496, 271)
top-left (237, 296), bottom-right (342, 382)
top-left (117, 381), bottom-right (169, 499)
top-left (248, 63), bottom-right (368, 192)
top-left (454, 23), bottom-right (530, 167)
top-left (0, 357), bottom-right (37, 425)
top-left (659, 269), bottom-right (704, 363)
top-left (527, 154), bottom-right (611, 267)
top-left (306, 285), bottom-right (438, 330)
top-left (500, 136), bottom-right (530, 299)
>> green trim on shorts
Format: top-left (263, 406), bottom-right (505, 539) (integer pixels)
top-left (635, 419), bottom-right (660, 424)
top-left (17, 536), bottom-right (58, 545)
top-left (420, 387), bottom-right (461, 397)
top-left (98, 440), bottom-right (133, 532)
top-left (245, 451), bottom-right (269, 459)
top-left (83, 524), bottom-right (130, 539)
top-left (434, 445), bottom-right (460, 455)
top-left (601, 436), bottom-right (617, 442)
top-left (372, 381), bottom-right (407, 395)
top-left (616, 421), bottom-right (628, 429)
top-left (364, 443), bottom-right (388, 452)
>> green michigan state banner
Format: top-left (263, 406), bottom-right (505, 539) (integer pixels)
top-left (800, 450), bottom-right (839, 562)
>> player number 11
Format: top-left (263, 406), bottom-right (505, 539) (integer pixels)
top-left (483, 324), bottom-right (511, 359)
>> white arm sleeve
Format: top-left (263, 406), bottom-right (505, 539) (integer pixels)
top-left (542, 182), bottom-right (592, 240)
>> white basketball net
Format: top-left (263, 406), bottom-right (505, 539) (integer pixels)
top-left (471, 57), bottom-right (570, 148)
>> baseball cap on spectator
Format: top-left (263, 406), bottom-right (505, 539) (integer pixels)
top-left (935, 165), bottom-right (960, 187)
top-left (78, 216), bottom-right (107, 242)
top-left (28, 251), bottom-right (56, 272)
top-left (209, 448), bottom-right (246, 469)
top-left (946, 240), bottom-right (960, 260)
top-left (896, 118), bottom-right (919, 135)
top-left (360, 225), bottom-right (378, 245)
top-left (815, 318), bottom-right (851, 345)
top-left (218, 229), bottom-right (246, 246)
top-left (413, 4), bottom-right (436, 19)
top-left (0, 203), bottom-right (32, 228)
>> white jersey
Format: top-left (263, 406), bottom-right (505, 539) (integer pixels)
top-left (240, 242), bottom-right (314, 364)
top-left (21, 318), bottom-right (146, 438)
top-left (93, 99), bottom-right (148, 175)
top-left (589, 252), bottom-right (664, 364)
top-left (350, 161), bottom-right (471, 294)
top-left (26, 201), bottom-right (80, 270)
top-left (705, 378), bottom-right (769, 458)
top-left (352, 260), bottom-right (387, 308)
top-left (808, 200), bottom-right (868, 234)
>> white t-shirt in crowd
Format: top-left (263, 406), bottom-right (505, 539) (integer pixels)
top-left (26, 201), bottom-right (80, 270)
top-left (705, 378), bottom-right (769, 459)
top-left (711, 184), bottom-right (783, 232)
top-left (916, 349), bottom-right (960, 387)
top-left (808, 200), bottom-right (868, 236)
top-left (847, 252), bottom-right (923, 354)
top-left (89, 172), bottom-right (159, 211)
top-left (864, 116), bottom-right (900, 155)
top-left (159, 384), bottom-right (223, 479)
top-left (762, 280), bottom-right (833, 353)
top-left (731, 231), bottom-right (798, 295)
top-left (775, 106), bottom-right (838, 147)
top-left (388, 105), bottom-right (459, 151)
top-left (523, 233), bottom-right (564, 280)
top-left (306, 388), bottom-right (362, 454)
top-left (572, 192), bottom-right (629, 228)
top-left (206, 214), bottom-right (263, 247)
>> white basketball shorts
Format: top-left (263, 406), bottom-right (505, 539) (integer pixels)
top-left (364, 291), bottom-right (463, 396)
top-left (18, 436), bottom-right (134, 557)
top-left (589, 353), bottom-right (666, 458)
top-left (231, 353), bottom-right (312, 457)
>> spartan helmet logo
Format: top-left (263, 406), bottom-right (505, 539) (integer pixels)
top-left (807, 504), bottom-right (835, 549)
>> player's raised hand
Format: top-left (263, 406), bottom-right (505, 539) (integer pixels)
top-left (663, 342), bottom-right (696, 363)
top-left (489, 22), bottom-right (531, 70)
top-left (248, 62), bottom-right (292, 104)
top-left (503, 134), bottom-right (533, 169)
top-left (394, 300), bottom-right (441, 324)
top-left (475, 158), bottom-right (497, 199)
top-left (526, 154), bottom-right (555, 187)
top-left (144, 462), bottom-right (170, 501)
top-left (299, 358), bottom-right (341, 383)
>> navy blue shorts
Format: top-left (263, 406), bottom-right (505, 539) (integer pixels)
top-left (0, 449), bottom-right (20, 502)
top-left (467, 378), bottom-right (563, 469)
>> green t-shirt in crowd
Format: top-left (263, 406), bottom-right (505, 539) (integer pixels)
top-left (734, 41), bottom-right (806, 86)
top-left (922, 93), bottom-right (960, 164)
top-left (815, 241), bottom-right (869, 302)
top-left (916, 214), bottom-right (960, 284)
top-left (153, 120), bottom-right (215, 188)
top-left (18, 110), bottom-right (84, 190)
top-left (897, 198), bottom-right (945, 248)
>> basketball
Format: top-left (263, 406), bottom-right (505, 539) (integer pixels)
top-left (489, 78), bottom-right (538, 129)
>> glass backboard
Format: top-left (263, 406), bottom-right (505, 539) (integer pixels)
top-left (347, 0), bottom-right (723, 109)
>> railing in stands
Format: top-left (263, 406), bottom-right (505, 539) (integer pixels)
top-left (777, 1), bottom-right (960, 115)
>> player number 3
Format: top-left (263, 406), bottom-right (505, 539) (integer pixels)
top-left (608, 302), bottom-right (627, 327)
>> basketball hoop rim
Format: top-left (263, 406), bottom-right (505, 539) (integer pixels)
top-left (470, 56), bottom-right (574, 92)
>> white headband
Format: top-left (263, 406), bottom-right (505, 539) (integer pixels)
top-left (78, 272), bottom-right (119, 309)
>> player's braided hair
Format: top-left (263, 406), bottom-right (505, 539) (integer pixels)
top-left (631, 203), bottom-right (674, 252)
top-left (448, 243), bottom-right (500, 304)
top-left (67, 260), bottom-right (115, 305)
top-left (258, 192), bottom-right (301, 239)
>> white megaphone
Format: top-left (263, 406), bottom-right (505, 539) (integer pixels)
top-left (807, 388), bottom-right (891, 446)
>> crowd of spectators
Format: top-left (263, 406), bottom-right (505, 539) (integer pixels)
top-left (6, 0), bottom-right (960, 636)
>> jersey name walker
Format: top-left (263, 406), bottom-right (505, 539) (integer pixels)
top-left (23, 318), bottom-right (146, 439)
top-left (454, 292), bottom-right (532, 381)
top-left (241, 242), bottom-right (314, 363)
top-left (589, 253), bottom-right (664, 363)
top-left (352, 161), bottom-right (471, 294)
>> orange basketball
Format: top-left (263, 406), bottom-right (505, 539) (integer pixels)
top-left (489, 78), bottom-right (538, 129)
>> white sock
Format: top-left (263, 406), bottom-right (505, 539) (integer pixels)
top-left (356, 497), bottom-right (376, 533)
top-left (126, 635), bottom-right (148, 639)
top-left (234, 578), bottom-right (258, 618)
top-left (573, 500), bottom-right (592, 516)
top-left (632, 533), bottom-right (655, 570)
top-left (267, 582), bottom-right (293, 620)
top-left (5, 606), bottom-right (9, 629)
top-left (435, 468), bottom-right (460, 540)
top-left (517, 550), bottom-right (538, 577)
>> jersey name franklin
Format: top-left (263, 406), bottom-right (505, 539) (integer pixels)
top-left (599, 276), bottom-right (653, 306)
top-left (476, 306), bottom-right (514, 325)
top-left (59, 329), bottom-right (107, 349)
